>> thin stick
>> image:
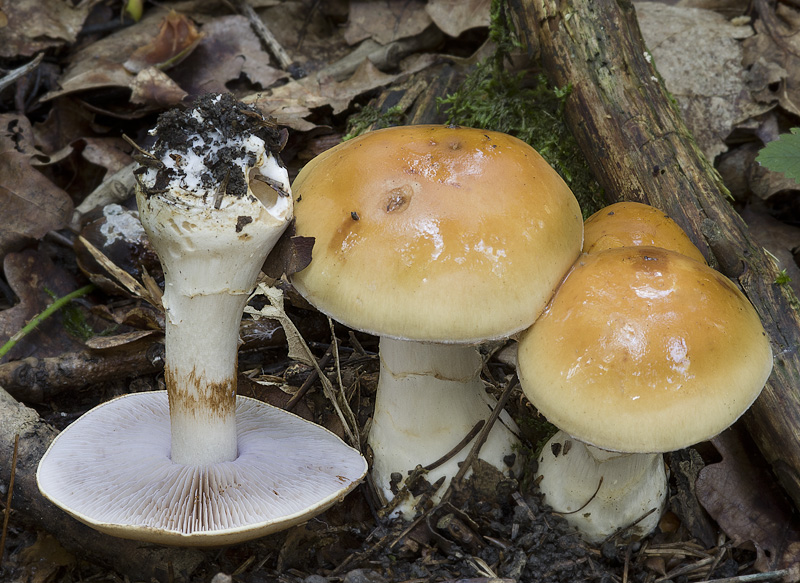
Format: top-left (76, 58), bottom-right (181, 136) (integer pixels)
top-left (0, 53), bottom-right (43, 93)
top-left (0, 434), bottom-right (20, 569)
top-left (699, 570), bottom-right (793, 583)
top-left (439, 375), bottom-right (519, 504)
top-left (234, 0), bottom-right (305, 78)
top-left (423, 420), bottom-right (485, 472)
top-left (284, 346), bottom-right (333, 411)
top-left (0, 284), bottom-right (95, 360)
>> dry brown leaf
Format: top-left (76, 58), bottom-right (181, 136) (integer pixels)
top-left (169, 15), bottom-right (288, 96)
top-left (344, 0), bottom-right (432, 46)
top-left (0, 114), bottom-right (72, 257)
top-left (41, 7), bottom-right (172, 104)
top-left (0, 0), bottom-right (101, 58)
top-left (130, 66), bottom-right (189, 107)
top-left (17, 532), bottom-right (76, 583)
top-left (696, 427), bottom-right (800, 572)
top-left (123, 10), bottom-right (205, 74)
top-left (256, 2), bottom-right (353, 78)
top-left (245, 55), bottom-right (437, 131)
top-left (635, 2), bottom-right (768, 161)
top-left (426, 0), bottom-right (490, 38)
top-left (742, 4), bottom-right (800, 117)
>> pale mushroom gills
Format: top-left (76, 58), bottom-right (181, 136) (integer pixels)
top-left (37, 93), bottom-right (367, 545)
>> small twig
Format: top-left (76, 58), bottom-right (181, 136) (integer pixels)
top-left (252, 173), bottom-right (291, 198)
top-left (698, 570), bottom-right (795, 583)
top-left (0, 434), bottom-right (19, 569)
top-left (559, 477), bottom-right (603, 515)
top-left (703, 535), bottom-right (729, 580)
top-left (599, 506), bottom-right (658, 546)
top-left (423, 420), bottom-right (485, 472)
top-left (0, 284), bottom-right (95, 360)
top-left (512, 491), bottom-right (537, 522)
top-left (655, 557), bottom-right (716, 582)
top-left (438, 375), bottom-right (519, 504)
top-left (284, 346), bottom-right (333, 411)
top-left (329, 524), bottom-right (392, 576)
top-left (234, 0), bottom-right (305, 78)
top-left (0, 53), bottom-right (44, 93)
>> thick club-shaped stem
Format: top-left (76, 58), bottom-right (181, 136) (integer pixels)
top-left (368, 337), bottom-right (521, 516)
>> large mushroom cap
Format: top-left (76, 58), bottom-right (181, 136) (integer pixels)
top-left (583, 201), bottom-right (707, 263)
top-left (290, 125), bottom-right (584, 343)
top-left (37, 392), bottom-right (368, 546)
top-left (517, 246), bottom-right (773, 453)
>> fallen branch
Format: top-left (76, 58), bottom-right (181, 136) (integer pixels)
top-left (511, 0), bottom-right (800, 511)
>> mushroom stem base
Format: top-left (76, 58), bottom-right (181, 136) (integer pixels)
top-left (368, 337), bottom-right (521, 518)
top-left (536, 430), bottom-right (668, 543)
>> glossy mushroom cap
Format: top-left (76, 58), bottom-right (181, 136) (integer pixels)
top-left (37, 392), bottom-right (368, 546)
top-left (517, 246), bottom-right (773, 453)
top-left (290, 125), bottom-right (584, 342)
top-left (583, 201), bottom-right (707, 263)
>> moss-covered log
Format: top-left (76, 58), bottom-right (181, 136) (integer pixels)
top-left (510, 0), bottom-right (800, 509)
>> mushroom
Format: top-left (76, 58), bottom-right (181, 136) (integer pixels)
top-left (37, 93), bottom-right (367, 544)
top-left (583, 201), bottom-right (707, 263)
top-left (289, 125), bottom-right (584, 516)
top-left (516, 246), bottom-right (773, 542)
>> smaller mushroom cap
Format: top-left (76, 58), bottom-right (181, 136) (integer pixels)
top-left (517, 246), bottom-right (773, 453)
top-left (583, 202), bottom-right (707, 263)
top-left (290, 125), bottom-right (584, 343)
top-left (37, 392), bottom-right (368, 546)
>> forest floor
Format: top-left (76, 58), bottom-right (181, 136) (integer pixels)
top-left (1, 0), bottom-right (800, 582)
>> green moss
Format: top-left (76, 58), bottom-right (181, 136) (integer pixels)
top-left (438, 0), bottom-right (605, 217)
top-left (343, 104), bottom-right (405, 141)
top-left (776, 269), bottom-right (793, 286)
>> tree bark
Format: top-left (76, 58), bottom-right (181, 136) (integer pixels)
top-left (510, 0), bottom-right (800, 509)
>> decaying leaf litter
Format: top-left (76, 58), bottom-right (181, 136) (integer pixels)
top-left (1, 0), bottom-right (800, 581)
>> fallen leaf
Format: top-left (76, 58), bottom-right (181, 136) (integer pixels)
top-left (0, 114), bottom-right (73, 257)
top-left (696, 426), bottom-right (800, 571)
top-left (129, 66), bottom-right (189, 107)
top-left (635, 2), bottom-right (769, 161)
top-left (344, 0), bottom-right (432, 46)
top-left (168, 15), bottom-right (288, 96)
top-left (426, 0), bottom-right (490, 38)
top-left (123, 10), bottom-right (205, 74)
top-left (0, 0), bottom-right (100, 57)
top-left (18, 531), bottom-right (76, 583)
top-left (245, 56), bottom-right (437, 131)
top-left (742, 3), bottom-right (800, 117)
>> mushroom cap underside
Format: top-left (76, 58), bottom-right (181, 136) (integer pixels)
top-left (290, 124), bottom-right (584, 343)
top-left (517, 246), bottom-right (773, 453)
top-left (37, 391), bottom-right (368, 546)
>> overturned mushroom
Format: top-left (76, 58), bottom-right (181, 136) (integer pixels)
top-left (37, 93), bottom-right (367, 545)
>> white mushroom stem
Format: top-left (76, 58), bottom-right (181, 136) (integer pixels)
top-left (368, 337), bottom-right (521, 516)
top-left (536, 430), bottom-right (668, 543)
top-left (136, 96), bottom-right (292, 466)
top-left (139, 184), bottom-right (291, 465)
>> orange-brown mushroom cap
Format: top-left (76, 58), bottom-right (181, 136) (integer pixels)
top-left (583, 201), bottom-right (707, 263)
top-left (290, 125), bottom-right (584, 343)
top-left (517, 246), bottom-right (772, 453)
